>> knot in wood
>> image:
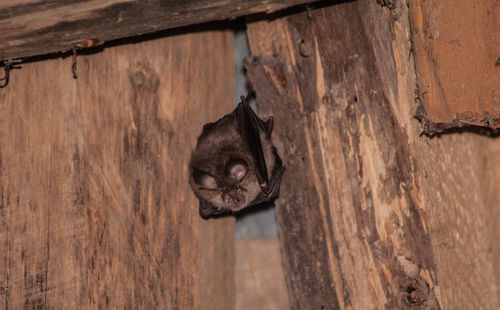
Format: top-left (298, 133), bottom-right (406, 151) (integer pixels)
top-left (131, 71), bottom-right (146, 86)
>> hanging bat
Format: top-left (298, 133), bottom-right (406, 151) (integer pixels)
top-left (189, 95), bottom-right (285, 218)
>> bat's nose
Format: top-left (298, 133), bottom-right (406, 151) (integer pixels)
top-left (223, 190), bottom-right (246, 210)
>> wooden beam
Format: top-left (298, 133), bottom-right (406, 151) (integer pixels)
top-left (410, 0), bottom-right (500, 131)
top-left (0, 0), bottom-right (317, 61)
top-left (0, 29), bottom-right (235, 308)
top-left (246, 0), bottom-right (500, 308)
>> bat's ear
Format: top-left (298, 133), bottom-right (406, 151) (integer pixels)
top-left (198, 199), bottom-right (224, 219)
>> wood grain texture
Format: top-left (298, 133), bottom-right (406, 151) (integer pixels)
top-left (0, 30), bottom-right (235, 309)
top-left (489, 137), bottom-right (500, 304)
top-left (246, 0), bottom-right (499, 309)
top-left (0, 0), bottom-right (317, 61)
top-left (409, 0), bottom-right (500, 131)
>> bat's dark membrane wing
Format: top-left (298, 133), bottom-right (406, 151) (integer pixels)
top-left (248, 149), bottom-right (285, 206)
top-left (266, 150), bottom-right (285, 198)
top-left (236, 96), bottom-right (272, 186)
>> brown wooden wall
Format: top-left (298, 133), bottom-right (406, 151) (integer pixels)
top-left (0, 1), bottom-right (498, 309)
top-left (0, 31), bottom-right (235, 309)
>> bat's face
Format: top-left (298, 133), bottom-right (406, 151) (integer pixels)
top-left (189, 96), bottom-right (284, 218)
top-left (190, 152), bottom-right (262, 214)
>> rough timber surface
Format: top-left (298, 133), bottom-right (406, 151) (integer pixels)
top-left (0, 31), bottom-right (235, 309)
top-left (410, 0), bottom-right (500, 131)
top-left (246, 0), bottom-right (500, 309)
top-left (0, 0), bottom-right (317, 61)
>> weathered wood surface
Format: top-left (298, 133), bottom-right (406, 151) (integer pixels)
top-left (410, 0), bottom-right (500, 131)
top-left (489, 137), bottom-right (500, 304)
top-left (246, 0), bottom-right (500, 309)
top-left (0, 30), bottom-right (235, 309)
top-left (0, 0), bottom-right (317, 61)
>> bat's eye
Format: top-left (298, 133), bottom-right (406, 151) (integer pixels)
top-left (193, 169), bottom-right (218, 190)
top-left (226, 158), bottom-right (248, 181)
top-left (199, 174), bottom-right (217, 189)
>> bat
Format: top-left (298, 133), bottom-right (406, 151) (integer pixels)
top-left (189, 95), bottom-right (285, 218)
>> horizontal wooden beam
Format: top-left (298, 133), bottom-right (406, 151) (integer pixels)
top-left (0, 0), bottom-right (316, 61)
top-left (410, 0), bottom-right (500, 131)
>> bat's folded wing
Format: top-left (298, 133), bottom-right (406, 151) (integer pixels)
top-left (236, 96), bottom-right (271, 186)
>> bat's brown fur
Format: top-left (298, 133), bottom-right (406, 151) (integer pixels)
top-left (189, 100), bottom-right (282, 218)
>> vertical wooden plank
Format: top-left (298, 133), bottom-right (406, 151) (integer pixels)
top-left (0, 30), bottom-right (235, 309)
top-left (488, 137), bottom-right (500, 304)
top-left (0, 58), bottom-right (55, 309)
top-left (246, 0), bottom-right (499, 309)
